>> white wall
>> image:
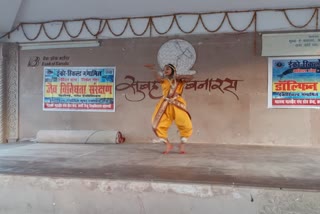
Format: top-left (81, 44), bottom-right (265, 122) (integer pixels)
top-left (2, 8), bottom-right (319, 43)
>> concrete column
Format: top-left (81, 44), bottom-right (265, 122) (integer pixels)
top-left (2, 44), bottom-right (19, 143)
top-left (0, 44), bottom-right (5, 143)
top-left (0, 44), bottom-right (19, 143)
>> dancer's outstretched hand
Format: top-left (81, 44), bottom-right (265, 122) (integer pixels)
top-left (144, 64), bottom-right (156, 69)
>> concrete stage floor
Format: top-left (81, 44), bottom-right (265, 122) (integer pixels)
top-left (0, 142), bottom-right (319, 191)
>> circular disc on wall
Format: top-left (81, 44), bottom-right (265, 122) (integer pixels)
top-left (157, 39), bottom-right (196, 75)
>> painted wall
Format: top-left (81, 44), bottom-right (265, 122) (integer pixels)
top-left (19, 33), bottom-right (320, 146)
top-left (1, 175), bottom-right (320, 214)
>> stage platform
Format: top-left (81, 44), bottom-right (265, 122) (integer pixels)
top-left (0, 142), bottom-right (320, 213)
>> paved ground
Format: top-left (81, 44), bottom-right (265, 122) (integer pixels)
top-left (0, 142), bottom-right (319, 190)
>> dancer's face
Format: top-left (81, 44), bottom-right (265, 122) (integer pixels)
top-left (163, 65), bottom-right (173, 76)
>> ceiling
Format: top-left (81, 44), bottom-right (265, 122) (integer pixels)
top-left (1, 0), bottom-right (320, 36)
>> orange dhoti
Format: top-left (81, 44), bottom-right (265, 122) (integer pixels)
top-left (151, 79), bottom-right (192, 142)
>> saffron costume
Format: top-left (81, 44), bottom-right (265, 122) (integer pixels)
top-left (151, 78), bottom-right (192, 143)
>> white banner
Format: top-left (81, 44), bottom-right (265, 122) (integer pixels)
top-left (262, 32), bottom-right (320, 56)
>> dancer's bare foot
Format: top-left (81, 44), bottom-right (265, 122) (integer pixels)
top-left (162, 142), bottom-right (173, 154)
top-left (179, 143), bottom-right (186, 154)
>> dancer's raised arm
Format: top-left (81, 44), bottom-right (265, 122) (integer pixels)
top-left (144, 64), bottom-right (164, 82)
top-left (176, 74), bottom-right (194, 82)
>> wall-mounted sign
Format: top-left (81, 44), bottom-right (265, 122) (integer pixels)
top-left (268, 56), bottom-right (320, 108)
top-left (28, 55), bottom-right (70, 67)
top-left (262, 32), bottom-right (320, 56)
top-left (43, 67), bottom-right (116, 112)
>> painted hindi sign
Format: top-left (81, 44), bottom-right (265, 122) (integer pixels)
top-left (262, 32), bottom-right (320, 56)
top-left (43, 67), bottom-right (115, 112)
top-left (268, 57), bottom-right (320, 108)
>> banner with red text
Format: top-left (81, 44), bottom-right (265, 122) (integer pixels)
top-left (268, 57), bottom-right (320, 108)
top-left (43, 67), bottom-right (115, 112)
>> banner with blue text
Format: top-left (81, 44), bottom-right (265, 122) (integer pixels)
top-left (268, 57), bottom-right (320, 108)
top-left (43, 67), bottom-right (115, 112)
